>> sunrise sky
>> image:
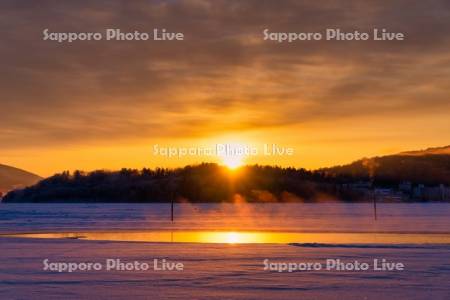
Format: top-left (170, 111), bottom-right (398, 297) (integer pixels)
top-left (1, 1), bottom-right (449, 176)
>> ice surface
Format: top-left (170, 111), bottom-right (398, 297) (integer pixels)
top-left (0, 203), bottom-right (449, 299)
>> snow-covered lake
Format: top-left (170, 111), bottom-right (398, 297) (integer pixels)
top-left (1, 203), bottom-right (449, 299)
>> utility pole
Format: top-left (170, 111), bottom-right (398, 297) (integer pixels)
top-left (171, 192), bottom-right (174, 222)
top-left (372, 188), bottom-right (377, 221)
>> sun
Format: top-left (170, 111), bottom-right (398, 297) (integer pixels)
top-left (213, 139), bottom-right (253, 170)
top-left (217, 141), bottom-right (247, 169)
top-left (221, 155), bottom-right (243, 170)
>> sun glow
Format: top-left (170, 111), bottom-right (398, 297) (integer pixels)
top-left (225, 232), bottom-right (240, 244)
top-left (7, 230), bottom-right (450, 244)
top-left (221, 155), bottom-right (244, 169)
top-left (218, 141), bottom-right (247, 169)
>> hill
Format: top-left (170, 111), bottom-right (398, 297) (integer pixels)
top-left (2, 164), bottom-right (341, 203)
top-left (3, 145), bottom-right (450, 203)
top-left (319, 151), bottom-right (450, 186)
top-left (0, 164), bottom-right (42, 196)
top-left (399, 145), bottom-right (450, 156)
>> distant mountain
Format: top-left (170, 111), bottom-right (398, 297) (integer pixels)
top-left (320, 145), bottom-right (450, 186)
top-left (399, 145), bottom-right (450, 155)
top-left (0, 164), bottom-right (42, 196)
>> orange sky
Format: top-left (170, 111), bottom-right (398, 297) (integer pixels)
top-left (0, 1), bottom-right (449, 176)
